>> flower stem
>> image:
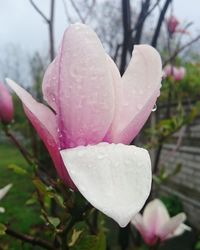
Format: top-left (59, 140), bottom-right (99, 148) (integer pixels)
top-left (3, 125), bottom-right (33, 166)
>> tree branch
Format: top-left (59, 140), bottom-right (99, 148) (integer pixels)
top-left (133, 0), bottom-right (151, 45)
top-left (120, 0), bottom-right (131, 75)
top-left (151, 0), bottom-right (172, 48)
top-left (6, 227), bottom-right (55, 250)
top-left (69, 0), bottom-right (85, 23)
top-left (163, 33), bottom-right (200, 66)
top-left (29, 0), bottom-right (49, 23)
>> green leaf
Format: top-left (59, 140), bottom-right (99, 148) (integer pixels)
top-left (69, 229), bottom-right (83, 247)
top-left (7, 164), bottom-right (28, 175)
top-left (48, 216), bottom-right (60, 228)
top-left (70, 231), bottom-right (106, 250)
top-left (0, 223), bottom-right (7, 235)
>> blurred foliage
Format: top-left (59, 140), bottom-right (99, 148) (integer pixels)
top-left (160, 195), bottom-right (183, 216)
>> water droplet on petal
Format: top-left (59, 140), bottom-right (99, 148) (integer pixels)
top-left (97, 153), bottom-right (106, 159)
top-left (152, 104), bottom-right (157, 112)
top-left (137, 103), bottom-right (142, 110)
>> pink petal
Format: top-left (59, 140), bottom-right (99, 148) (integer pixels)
top-left (6, 79), bottom-right (75, 188)
top-left (132, 213), bottom-right (147, 235)
top-left (158, 213), bottom-right (186, 240)
top-left (0, 82), bottom-right (14, 123)
top-left (43, 23), bottom-right (115, 148)
top-left (108, 45), bottom-right (162, 144)
top-left (143, 199), bottom-right (170, 237)
top-left (173, 67), bottom-right (186, 81)
top-left (42, 58), bottom-right (59, 112)
top-left (104, 55), bottom-right (122, 142)
top-left (132, 213), bottom-right (158, 245)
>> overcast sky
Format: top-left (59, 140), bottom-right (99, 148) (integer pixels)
top-left (0, 0), bottom-right (200, 54)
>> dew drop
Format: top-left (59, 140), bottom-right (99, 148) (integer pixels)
top-left (152, 104), bottom-right (157, 112)
top-left (137, 103), bottom-right (142, 110)
top-left (97, 153), bottom-right (106, 159)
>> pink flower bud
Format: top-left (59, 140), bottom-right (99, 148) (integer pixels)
top-left (173, 66), bottom-right (186, 81)
top-left (0, 82), bottom-right (14, 124)
top-left (163, 65), bottom-right (186, 81)
top-left (167, 16), bottom-right (180, 34)
top-left (163, 64), bottom-right (173, 78)
top-left (132, 199), bottom-right (191, 246)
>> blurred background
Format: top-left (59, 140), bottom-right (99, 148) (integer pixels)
top-left (0, 0), bottom-right (200, 249)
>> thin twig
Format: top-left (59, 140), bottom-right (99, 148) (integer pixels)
top-left (163, 34), bottom-right (200, 66)
top-left (3, 126), bottom-right (33, 166)
top-left (151, 0), bottom-right (172, 48)
top-left (29, 0), bottom-right (49, 23)
top-left (62, 0), bottom-right (73, 23)
top-left (160, 126), bottom-right (186, 166)
top-left (6, 227), bottom-right (55, 250)
top-left (69, 0), bottom-right (85, 23)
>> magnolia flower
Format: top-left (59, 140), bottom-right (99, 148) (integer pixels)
top-left (173, 66), bottom-right (186, 81)
top-left (167, 16), bottom-right (187, 35)
top-left (0, 82), bottom-right (14, 124)
top-left (132, 199), bottom-right (191, 245)
top-left (167, 16), bottom-right (180, 34)
top-left (163, 65), bottom-right (186, 81)
top-left (0, 184), bottom-right (12, 213)
top-left (7, 23), bottom-right (162, 227)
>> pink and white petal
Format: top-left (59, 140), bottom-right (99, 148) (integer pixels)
top-left (143, 199), bottom-right (170, 236)
top-left (172, 223), bottom-right (191, 237)
top-left (0, 82), bottom-right (13, 123)
top-left (0, 184), bottom-right (12, 200)
top-left (6, 79), bottom-right (75, 188)
top-left (61, 143), bottom-right (152, 227)
top-left (132, 213), bottom-right (146, 235)
top-left (158, 213), bottom-right (186, 240)
top-left (42, 58), bottom-right (59, 112)
top-left (104, 55), bottom-right (122, 142)
top-left (110, 45), bottom-right (162, 144)
top-left (53, 23), bottom-right (115, 148)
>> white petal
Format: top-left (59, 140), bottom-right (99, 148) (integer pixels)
top-left (173, 223), bottom-right (191, 237)
top-left (60, 143), bottom-right (152, 227)
top-left (0, 184), bottom-right (12, 200)
top-left (0, 207), bottom-right (5, 213)
top-left (159, 213), bottom-right (186, 239)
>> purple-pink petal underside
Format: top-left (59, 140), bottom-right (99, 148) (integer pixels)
top-left (6, 79), bottom-right (75, 188)
top-left (0, 82), bottom-right (13, 123)
top-left (43, 23), bottom-right (115, 148)
top-left (106, 45), bottom-right (162, 144)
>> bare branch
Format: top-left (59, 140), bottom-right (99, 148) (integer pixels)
top-left (151, 0), bottom-right (172, 48)
top-left (133, 0), bottom-right (151, 45)
top-left (120, 0), bottom-right (131, 75)
top-left (84, 0), bottom-right (96, 22)
top-left (62, 0), bottom-right (74, 23)
top-left (163, 33), bottom-right (200, 66)
top-left (69, 0), bottom-right (85, 23)
top-left (29, 0), bottom-right (49, 23)
top-left (6, 227), bottom-right (54, 250)
top-left (131, 0), bottom-right (161, 34)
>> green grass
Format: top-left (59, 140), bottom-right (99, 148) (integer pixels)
top-left (0, 143), bottom-right (42, 249)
